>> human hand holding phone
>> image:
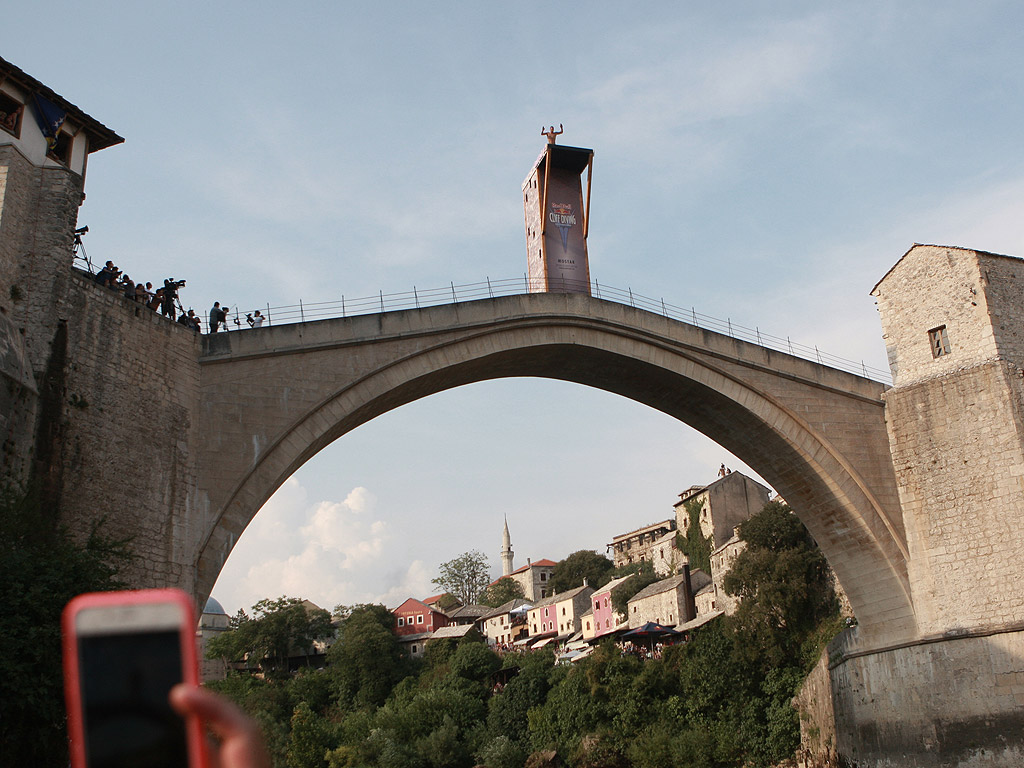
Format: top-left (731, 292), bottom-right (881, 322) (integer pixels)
top-left (170, 684), bottom-right (271, 768)
top-left (63, 589), bottom-right (272, 768)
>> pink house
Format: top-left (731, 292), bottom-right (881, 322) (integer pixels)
top-left (589, 575), bottom-right (633, 637)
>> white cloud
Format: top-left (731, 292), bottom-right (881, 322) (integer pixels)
top-left (581, 15), bottom-right (832, 148)
top-left (211, 480), bottom-right (433, 615)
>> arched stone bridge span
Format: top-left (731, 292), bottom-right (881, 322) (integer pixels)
top-left (194, 292), bottom-right (913, 647)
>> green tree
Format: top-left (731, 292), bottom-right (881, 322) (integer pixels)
top-left (480, 576), bottom-right (525, 607)
top-left (207, 596), bottom-right (334, 677)
top-left (287, 701), bottom-right (338, 768)
top-left (549, 549), bottom-right (615, 594)
top-left (723, 502), bottom-right (837, 670)
top-left (0, 487), bottom-right (132, 766)
top-left (432, 550), bottom-right (492, 605)
top-left (327, 604), bottom-right (406, 709)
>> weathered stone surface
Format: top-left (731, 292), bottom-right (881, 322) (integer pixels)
top-left (193, 294), bottom-right (912, 646)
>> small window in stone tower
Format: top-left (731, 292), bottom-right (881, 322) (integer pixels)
top-left (929, 326), bottom-right (950, 358)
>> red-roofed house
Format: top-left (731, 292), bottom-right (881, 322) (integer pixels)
top-left (393, 598), bottom-right (450, 637)
top-left (499, 558), bottom-right (557, 601)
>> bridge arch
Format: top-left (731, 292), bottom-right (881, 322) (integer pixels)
top-left (195, 294), bottom-right (915, 646)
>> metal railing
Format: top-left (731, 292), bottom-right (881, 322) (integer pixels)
top-left (69, 226), bottom-right (890, 382)
top-left (236, 276), bottom-right (892, 384)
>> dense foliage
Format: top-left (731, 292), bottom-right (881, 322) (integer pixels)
top-left (609, 560), bottom-right (660, 617)
top-left (209, 503), bottom-right (842, 768)
top-left (675, 498), bottom-right (713, 574)
top-left (0, 487), bottom-right (133, 766)
top-left (481, 577), bottom-right (526, 608)
top-left (548, 550), bottom-right (615, 594)
top-left (207, 596), bottom-right (334, 678)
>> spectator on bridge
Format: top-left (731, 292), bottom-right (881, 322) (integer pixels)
top-left (252, 310), bottom-right (264, 328)
top-left (149, 287), bottom-right (164, 312)
top-left (209, 302), bottom-right (228, 333)
top-left (122, 275), bottom-right (135, 301)
top-left (178, 309), bottom-right (200, 333)
top-left (134, 282), bottom-right (147, 303)
top-left (94, 260), bottom-right (116, 287)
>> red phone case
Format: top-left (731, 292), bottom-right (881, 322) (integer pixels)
top-left (62, 588), bottom-right (208, 768)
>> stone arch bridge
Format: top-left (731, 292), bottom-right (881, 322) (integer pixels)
top-left (194, 291), bottom-right (913, 648)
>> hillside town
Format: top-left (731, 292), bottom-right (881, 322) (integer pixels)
top-left (197, 469), bottom-right (800, 676)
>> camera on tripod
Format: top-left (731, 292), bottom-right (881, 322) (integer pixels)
top-left (164, 278), bottom-right (186, 291)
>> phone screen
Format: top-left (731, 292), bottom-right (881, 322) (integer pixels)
top-left (78, 630), bottom-right (189, 768)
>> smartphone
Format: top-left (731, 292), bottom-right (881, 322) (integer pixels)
top-left (62, 589), bottom-right (208, 768)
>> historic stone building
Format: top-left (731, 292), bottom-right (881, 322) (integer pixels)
top-left (504, 558), bottom-right (557, 602)
top-left (609, 518), bottom-right (675, 568)
top-left (674, 471), bottom-right (772, 549)
top-left (625, 567), bottom-right (711, 628)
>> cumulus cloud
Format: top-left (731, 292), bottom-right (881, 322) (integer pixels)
top-left (211, 479), bottom-right (433, 615)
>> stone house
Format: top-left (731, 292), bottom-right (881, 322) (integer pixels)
top-left (447, 604), bottom-right (491, 629)
top-left (527, 584), bottom-right (595, 639)
top-left (709, 528), bottom-right (746, 615)
top-left (626, 568), bottom-right (711, 628)
top-left (501, 558), bottom-right (557, 601)
top-left (693, 581), bottom-right (718, 616)
top-left (674, 472), bottom-right (772, 549)
top-left (650, 529), bottom-right (688, 576)
top-left (609, 519), bottom-right (676, 568)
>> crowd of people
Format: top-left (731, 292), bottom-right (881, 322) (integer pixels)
top-left (91, 259), bottom-right (266, 334)
top-left (93, 260), bottom-right (197, 328)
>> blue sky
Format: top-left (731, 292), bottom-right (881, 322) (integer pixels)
top-left (6, 3), bottom-right (1024, 614)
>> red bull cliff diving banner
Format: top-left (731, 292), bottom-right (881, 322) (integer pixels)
top-left (522, 141), bottom-right (594, 294)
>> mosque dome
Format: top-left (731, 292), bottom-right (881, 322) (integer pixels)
top-left (204, 596), bottom-right (228, 616)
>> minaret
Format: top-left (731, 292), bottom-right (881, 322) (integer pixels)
top-left (501, 517), bottom-right (514, 577)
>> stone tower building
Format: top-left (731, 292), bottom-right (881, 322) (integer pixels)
top-left (872, 244), bottom-right (1024, 636)
top-left (1, 58), bottom-right (203, 595)
top-left (0, 56), bottom-right (122, 487)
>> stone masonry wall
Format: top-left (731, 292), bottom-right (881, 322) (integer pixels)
top-left (57, 272), bottom-right (202, 593)
top-left (873, 245), bottom-right (997, 386)
top-left (884, 361), bottom-right (1024, 634)
top-left (978, 252), bottom-right (1024, 367)
top-left (2, 139), bottom-right (202, 595)
top-left (827, 628), bottom-right (1024, 767)
top-left (1, 146), bottom-right (86, 488)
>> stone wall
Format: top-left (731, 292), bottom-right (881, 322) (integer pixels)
top-left (56, 272), bottom-right (202, 591)
top-left (795, 651), bottom-right (839, 767)
top-left (825, 628), bottom-right (1024, 767)
top-left (884, 361), bottom-right (1024, 634)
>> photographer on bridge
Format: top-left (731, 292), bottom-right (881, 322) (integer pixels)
top-left (163, 278), bottom-right (185, 318)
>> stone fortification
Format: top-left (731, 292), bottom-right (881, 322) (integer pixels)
top-left (873, 245), bottom-right (1024, 636)
top-left (804, 244), bottom-right (1024, 766)
top-left (2, 111), bottom-right (201, 595)
top-left (55, 272), bottom-right (202, 591)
